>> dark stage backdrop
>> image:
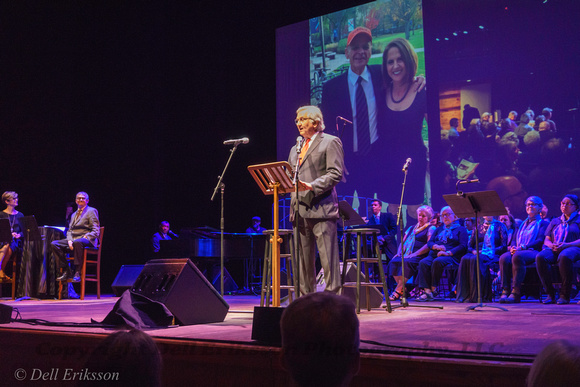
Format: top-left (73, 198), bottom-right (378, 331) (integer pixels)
top-left (0, 0), bottom-right (370, 291)
top-left (2, 0), bottom-right (579, 291)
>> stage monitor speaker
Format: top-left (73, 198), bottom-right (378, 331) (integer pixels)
top-left (0, 303), bottom-right (13, 324)
top-left (132, 258), bottom-right (229, 325)
top-left (251, 306), bottom-right (284, 345)
top-left (317, 262), bottom-right (384, 308)
top-left (111, 265), bottom-right (145, 297)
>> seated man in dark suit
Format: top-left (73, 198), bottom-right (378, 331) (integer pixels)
top-left (51, 192), bottom-right (100, 282)
top-left (366, 199), bottom-right (398, 260)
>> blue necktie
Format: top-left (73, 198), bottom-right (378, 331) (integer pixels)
top-left (356, 76), bottom-right (370, 155)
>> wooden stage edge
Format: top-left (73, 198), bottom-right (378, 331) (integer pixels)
top-left (1, 328), bottom-right (531, 387)
top-left (3, 293), bottom-right (579, 386)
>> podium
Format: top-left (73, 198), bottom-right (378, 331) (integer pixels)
top-left (248, 161), bottom-right (307, 307)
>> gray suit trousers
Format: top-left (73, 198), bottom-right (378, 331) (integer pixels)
top-left (295, 217), bottom-right (340, 295)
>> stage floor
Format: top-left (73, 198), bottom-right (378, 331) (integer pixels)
top-left (2, 293), bottom-right (580, 358)
top-left (2, 294), bottom-right (580, 386)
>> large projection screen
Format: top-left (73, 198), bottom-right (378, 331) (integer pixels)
top-left (276, 0), bottom-right (428, 220)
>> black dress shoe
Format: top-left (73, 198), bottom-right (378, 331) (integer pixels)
top-left (73, 272), bottom-right (81, 282)
top-left (56, 271), bottom-right (70, 281)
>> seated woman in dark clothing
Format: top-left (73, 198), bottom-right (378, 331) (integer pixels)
top-left (416, 206), bottom-right (468, 301)
top-left (499, 213), bottom-right (517, 246)
top-left (498, 196), bottom-right (549, 303)
top-left (387, 205), bottom-right (436, 301)
top-left (536, 194), bottom-right (580, 305)
top-left (456, 216), bottom-right (508, 303)
top-left (0, 191), bottom-right (24, 280)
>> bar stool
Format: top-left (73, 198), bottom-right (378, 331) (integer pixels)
top-left (342, 228), bottom-right (390, 313)
top-left (260, 229), bottom-right (296, 307)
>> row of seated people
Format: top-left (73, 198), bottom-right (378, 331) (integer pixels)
top-left (385, 194), bottom-right (580, 305)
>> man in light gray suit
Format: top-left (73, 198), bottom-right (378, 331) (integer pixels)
top-left (52, 191), bottom-right (100, 282)
top-left (289, 105), bottom-right (344, 294)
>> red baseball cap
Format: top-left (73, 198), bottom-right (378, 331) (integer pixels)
top-left (346, 27), bottom-right (372, 46)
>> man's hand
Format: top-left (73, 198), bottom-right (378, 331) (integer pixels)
top-left (377, 235), bottom-right (385, 245)
top-left (68, 240), bottom-right (74, 250)
top-left (431, 244), bottom-right (445, 251)
top-left (552, 242), bottom-right (568, 254)
top-left (298, 180), bottom-right (313, 191)
top-left (414, 75), bottom-right (426, 92)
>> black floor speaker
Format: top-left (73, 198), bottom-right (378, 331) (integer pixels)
top-left (0, 303), bottom-right (13, 324)
top-left (317, 262), bottom-right (384, 308)
top-left (251, 306), bottom-right (284, 345)
top-left (131, 258), bottom-right (229, 325)
top-left (111, 265), bottom-right (145, 297)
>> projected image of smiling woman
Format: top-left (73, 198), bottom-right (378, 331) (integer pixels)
top-left (378, 38), bottom-right (428, 223)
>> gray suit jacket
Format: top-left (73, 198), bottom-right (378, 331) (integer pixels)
top-left (67, 206), bottom-right (100, 247)
top-left (288, 132), bottom-right (344, 220)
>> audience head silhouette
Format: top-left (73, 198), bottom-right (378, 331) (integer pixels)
top-left (280, 292), bottom-right (360, 387)
top-left (80, 329), bottom-right (162, 387)
top-left (527, 340), bottom-right (580, 387)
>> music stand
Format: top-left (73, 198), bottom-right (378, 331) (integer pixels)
top-left (248, 161), bottom-right (307, 307)
top-left (0, 219), bottom-right (12, 244)
top-left (17, 216), bottom-right (43, 301)
top-left (443, 191), bottom-right (508, 312)
top-left (20, 215), bottom-right (42, 244)
top-left (338, 200), bottom-right (365, 227)
top-left (338, 200), bottom-right (365, 256)
top-left (338, 200), bottom-right (366, 288)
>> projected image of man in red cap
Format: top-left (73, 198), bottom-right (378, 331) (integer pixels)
top-left (319, 27), bottom-right (424, 199)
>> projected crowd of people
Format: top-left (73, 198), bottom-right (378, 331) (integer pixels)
top-left (441, 105), bottom-right (578, 221)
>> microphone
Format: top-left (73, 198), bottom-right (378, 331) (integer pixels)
top-left (458, 179), bottom-right (480, 184)
top-left (168, 230), bottom-right (179, 238)
top-left (223, 137), bottom-right (249, 146)
top-left (402, 158), bottom-right (412, 171)
top-left (337, 116), bottom-right (353, 124)
top-left (296, 136), bottom-right (303, 153)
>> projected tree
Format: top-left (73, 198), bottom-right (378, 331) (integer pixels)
top-left (385, 0), bottom-right (422, 40)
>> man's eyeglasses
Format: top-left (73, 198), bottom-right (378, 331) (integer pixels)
top-left (526, 203), bottom-right (540, 207)
top-left (295, 117), bottom-right (313, 125)
top-left (441, 213), bottom-right (454, 218)
top-left (76, 197), bottom-right (87, 201)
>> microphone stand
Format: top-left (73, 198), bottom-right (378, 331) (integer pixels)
top-left (211, 142), bottom-right (240, 296)
top-left (292, 139), bottom-right (303, 297)
top-left (336, 117), bottom-right (349, 140)
top-left (391, 163), bottom-right (442, 310)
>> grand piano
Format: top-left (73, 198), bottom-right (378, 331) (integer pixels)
top-left (158, 226), bottom-right (267, 293)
